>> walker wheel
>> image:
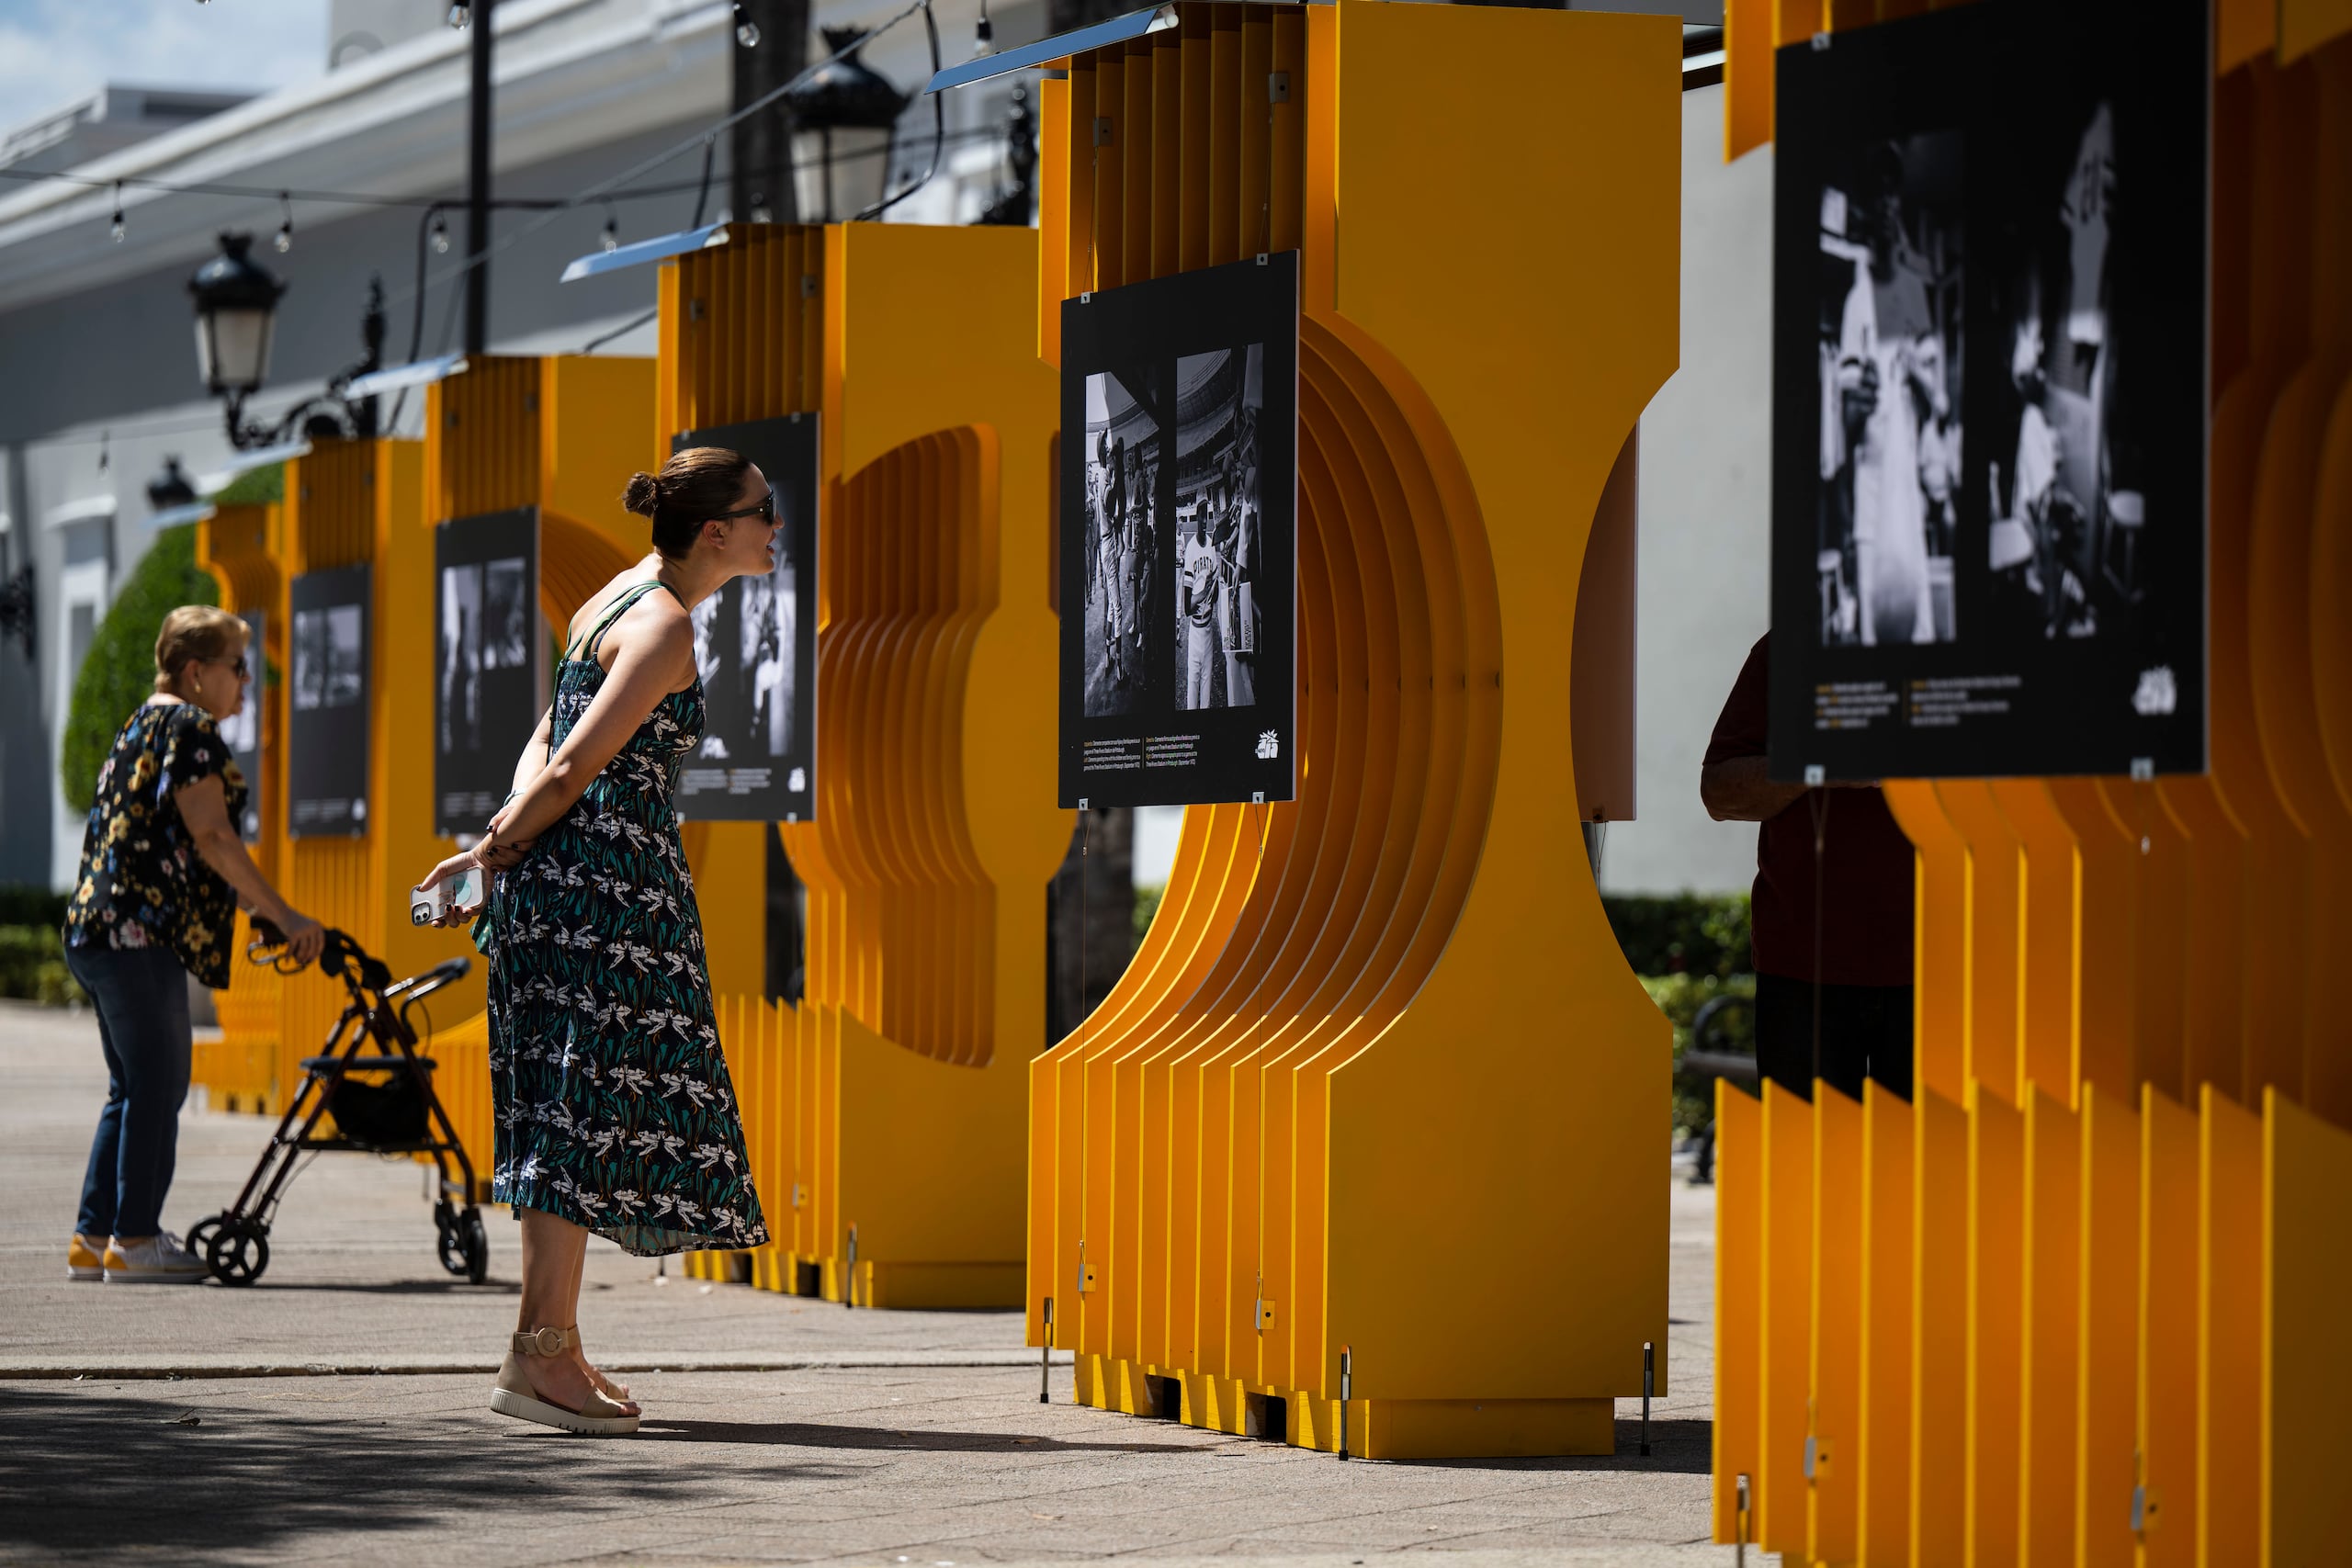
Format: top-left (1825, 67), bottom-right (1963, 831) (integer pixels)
top-left (460, 1208), bottom-right (489, 1286)
top-left (203, 1215), bottom-right (271, 1286)
top-left (185, 1213), bottom-right (224, 1268)
top-left (435, 1201), bottom-right (468, 1279)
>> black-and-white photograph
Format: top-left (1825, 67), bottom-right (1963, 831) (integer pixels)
top-left (438, 561), bottom-right (481, 755)
top-left (670, 415), bottom-right (819, 823)
top-left (287, 566), bottom-right (370, 837)
top-left (1059, 254), bottom-right (1298, 809)
top-left (219, 609), bottom-right (263, 841)
top-left (293, 605), bottom-right (363, 711)
top-left (1172, 345), bottom-right (1266, 713)
top-left (482, 557), bottom-right (530, 670)
top-left (435, 510), bottom-right (542, 838)
top-left (1080, 367), bottom-right (1164, 719)
top-left (1767, 0), bottom-right (2208, 781)
top-left (1814, 130), bottom-right (1963, 649)
top-left (1981, 100), bottom-right (2143, 649)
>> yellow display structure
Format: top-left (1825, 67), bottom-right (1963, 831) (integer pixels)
top-left (1712, 7), bottom-right (2352, 1562)
top-left (194, 500), bottom-right (288, 1113)
top-left (662, 221), bottom-right (1068, 1307)
top-left (1023, 2), bottom-right (1679, 1458)
top-left (187, 360), bottom-right (660, 1183)
top-left (407, 354), bottom-right (666, 1176)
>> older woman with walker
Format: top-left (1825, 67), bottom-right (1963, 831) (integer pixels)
top-left (62, 606), bottom-right (326, 1284)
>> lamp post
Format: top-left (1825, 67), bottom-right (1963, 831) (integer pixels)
top-left (784, 27), bottom-right (910, 222)
top-left (146, 457), bottom-right (198, 514)
top-left (188, 232), bottom-right (386, 449)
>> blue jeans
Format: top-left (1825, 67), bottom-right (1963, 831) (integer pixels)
top-left (66, 943), bottom-right (194, 1240)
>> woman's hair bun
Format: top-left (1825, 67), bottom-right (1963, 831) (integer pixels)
top-left (622, 471), bottom-right (662, 517)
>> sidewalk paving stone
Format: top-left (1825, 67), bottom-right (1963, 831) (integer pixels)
top-left (0, 1000), bottom-right (1753, 1565)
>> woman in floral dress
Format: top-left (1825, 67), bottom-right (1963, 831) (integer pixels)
top-left (417, 447), bottom-right (776, 1436)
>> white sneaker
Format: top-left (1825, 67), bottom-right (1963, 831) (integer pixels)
top-left (105, 1232), bottom-right (210, 1284)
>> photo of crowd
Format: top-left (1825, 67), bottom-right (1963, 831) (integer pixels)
top-left (1080, 367), bottom-right (1164, 720)
top-left (1171, 345), bottom-right (1264, 712)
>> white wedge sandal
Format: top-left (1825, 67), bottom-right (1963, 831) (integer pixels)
top-left (488, 1326), bottom-right (640, 1436)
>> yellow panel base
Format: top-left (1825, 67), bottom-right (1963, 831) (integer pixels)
top-left (1075, 1354), bottom-right (1616, 1458)
top-left (861, 1261), bottom-right (1024, 1310)
top-left (1351, 1396), bottom-right (1615, 1460)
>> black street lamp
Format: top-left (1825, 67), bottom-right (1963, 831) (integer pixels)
top-left (977, 84), bottom-right (1038, 228)
top-left (188, 231), bottom-right (387, 450)
top-left (785, 28), bottom-right (910, 222)
top-left (189, 231), bottom-right (284, 409)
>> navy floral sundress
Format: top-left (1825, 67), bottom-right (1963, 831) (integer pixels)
top-left (477, 581), bottom-right (767, 1256)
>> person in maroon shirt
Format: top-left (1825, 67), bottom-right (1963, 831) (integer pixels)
top-left (1702, 633), bottom-right (1915, 1101)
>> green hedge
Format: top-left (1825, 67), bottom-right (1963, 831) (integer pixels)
top-left (1602, 891), bottom-right (1752, 979)
top-left (0, 886), bottom-right (68, 928)
top-left (1644, 971), bottom-right (1757, 1135)
top-left (60, 523), bottom-right (220, 816)
top-left (0, 926), bottom-right (85, 1007)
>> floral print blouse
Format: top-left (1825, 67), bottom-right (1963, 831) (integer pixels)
top-left (63, 700), bottom-right (248, 989)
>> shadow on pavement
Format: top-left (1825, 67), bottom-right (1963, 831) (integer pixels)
top-left (639, 1417), bottom-right (1205, 1454)
top-left (0, 1383), bottom-right (1216, 1560)
top-left (0, 1384), bottom-right (841, 1559)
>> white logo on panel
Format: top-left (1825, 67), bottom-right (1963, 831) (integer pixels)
top-left (1256, 730), bottom-right (1280, 760)
top-left (2132, 667), bottom-right (2177, 716)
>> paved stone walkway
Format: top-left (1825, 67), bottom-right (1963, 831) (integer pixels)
top-left (0, 1001), bottom-right (1744, 1566)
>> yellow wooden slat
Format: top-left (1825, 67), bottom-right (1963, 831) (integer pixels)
top-left (1808, 1083), bottom-right (1864, 1562)
top-left (1857, 1077), bottom-right (1913, 1565)
top-left (1714, 1082), bottom-right (1763, 1545)
top-left (2074, 1082), bottom-right (2139, 1568)
top-left (2197, 1087), bottom-right (2262, 1566)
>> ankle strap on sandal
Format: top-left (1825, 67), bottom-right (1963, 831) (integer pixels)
top-left (514, 1325), bottom-right (579, 1357)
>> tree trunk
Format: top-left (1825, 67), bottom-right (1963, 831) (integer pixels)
top-left (1046, 807), bottom-right (1136, 1043)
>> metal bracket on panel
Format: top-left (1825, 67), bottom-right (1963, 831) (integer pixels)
top-left (791, 1183), bottom-right (806, 1209)
top-left (2130, 757), bottom-right (2155, 781)
top-left (1254, 1296), bottom-right (1276, 1332)
top-left (1255, 254), bottom-right (1269, 266)
top-left (799, 275), bottom-right (817, 299)
top-left (1267, 71), bottom-right (1289, 104)
top-left (1078, 1240), bottom-right (1096, 1293)
top-left (1810, 31), bottom-right (1832, 51)
top-left (1078, 796), bottom-right (1090, 811)
top-left (1802, 1434), bottom-right (1832, 1481)
top-left (1094, 116), bottom-right (1114, 146)
top-left (687, 298), bottom-right (707, 321)
top-left (1251, 791), bottom-right (1266, 805)
top-left (2132, 1483), bottom-right (2161, 1534)
top-left (1804, 764), bottom-right (1826, 787)
top-left (1336, 1346), bottom-right (1352, 1461)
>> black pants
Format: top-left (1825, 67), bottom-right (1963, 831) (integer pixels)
top-left (1752, 972), bottom-right (1913, 1103)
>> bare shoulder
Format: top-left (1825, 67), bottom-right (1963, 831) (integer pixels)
top-left (605, 583), bottom-right (695, 686)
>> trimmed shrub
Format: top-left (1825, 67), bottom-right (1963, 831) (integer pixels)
top-left (0, 925), bottom-right (84, 1006)
top-left (1643, 971), bottom-right (1758, 1135)
top-left (0, 886), bottom-right (69, 928)
top-left (1602, 891), bottom-right (1752, 979)
top-left (59, 524), bottom-right (220, 815)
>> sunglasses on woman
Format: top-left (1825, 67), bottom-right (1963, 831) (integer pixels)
top-left (710, 491), bottom-right (776, 525)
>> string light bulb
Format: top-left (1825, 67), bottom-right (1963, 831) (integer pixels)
top-left (109, 183), bottom-right (126, 243)
top-left (431, 213), bottom-right (450, 254)
top-left (974, 3), bottom-right (992, 56)
top-left (733, 4), bottom-right (760, 47)
top-left (447, 2), bottom-right (471, 28)
top-left (600, 208), bottom-right (619, 253)
top-left (275, 192), bottom-right (293, 253)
